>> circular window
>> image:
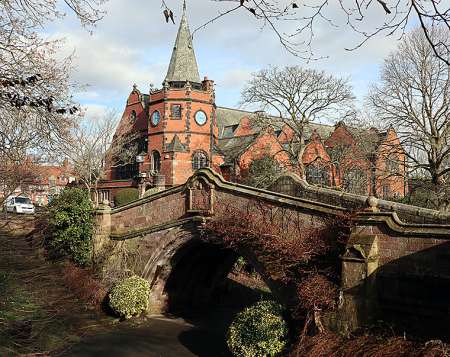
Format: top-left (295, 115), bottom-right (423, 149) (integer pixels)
top-left (151, 110), bottom-right (160, 126)
top-left (194, 110), bottom-right (207, 126)
top-left (129, 110), bottom-right (137, 122)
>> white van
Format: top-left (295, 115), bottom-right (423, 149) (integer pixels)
top-left (4, 196), bottom-right (35, 214)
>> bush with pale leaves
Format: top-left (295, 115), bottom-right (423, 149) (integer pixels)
top-left (108, 276), bottom-right (150, 319)
top-left (227, 300), bottom-right (288, 357)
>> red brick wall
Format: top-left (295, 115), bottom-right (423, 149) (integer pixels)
top-left (146, 87), bottom-right (215, 186)
top-left (238, 130), bottom-right (291, 179)
top-left (374, 128), bottom-right (407, 198)
top-left (233, 116), bottom-right (254, 137)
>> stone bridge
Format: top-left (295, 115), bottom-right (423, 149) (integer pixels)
top-left (94, 168), bottom-right (450, 337)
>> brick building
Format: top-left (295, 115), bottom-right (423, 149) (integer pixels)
top-left (2, 159), bottom-right (76, 206)
top-left (98, 4), bottom-right (407, 203)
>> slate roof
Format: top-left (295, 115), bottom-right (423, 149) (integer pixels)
top-left (164, 5), bottom-right (200, 84)
top-left (215, 106), bottom-right (335, 141)
top-left (217, 135), bottom-right (258, 164)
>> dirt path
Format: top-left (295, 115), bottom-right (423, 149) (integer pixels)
top-left (0, 215), bottom-right (113, 356)
top-left (0, 216), bottom-right (233, 356)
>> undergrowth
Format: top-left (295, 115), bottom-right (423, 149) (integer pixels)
top-left (202, 200), bottom-right (449, 356)
top-left (0, 222), bottom-right (111, 356)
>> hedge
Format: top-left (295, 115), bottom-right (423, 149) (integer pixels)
top-left (114, 188), bottom-right (139, 206)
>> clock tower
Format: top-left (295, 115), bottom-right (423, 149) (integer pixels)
top-left (146, 2), bottom-right (218, 186)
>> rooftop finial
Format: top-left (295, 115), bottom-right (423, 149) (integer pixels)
top-left (163, 0), bottom-right (200, 85)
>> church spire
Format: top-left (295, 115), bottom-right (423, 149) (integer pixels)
top-left (164, 1), bottom-right (200, 85)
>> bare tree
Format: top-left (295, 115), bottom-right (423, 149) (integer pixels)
top-left (162, 0), bottom-right (450, 64)
top-left (1, 0), bottom-right (107, 116)
top-left (0, 158), bottom-right (38, 207)
top-left (58, 110), bottom-right (140, 204)
top-left (0, 0), bottom-right (107, 204)
top-left (369, 27), bottom-right (450, 211)
top-left (241, 65), bottom-right (354, 178)
top-left (0, 107), bottom-right (62, 206)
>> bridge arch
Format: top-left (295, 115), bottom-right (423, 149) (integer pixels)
top-left (94, 168), bottom-right (450, 336)
top-left (116, 224), bottom-right (289, 314)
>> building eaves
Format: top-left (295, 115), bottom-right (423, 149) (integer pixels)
top-left (217, 134), bottom-right (258, 163)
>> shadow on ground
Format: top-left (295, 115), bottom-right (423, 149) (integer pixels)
top-left (66, 315), bottom-right (231, 357)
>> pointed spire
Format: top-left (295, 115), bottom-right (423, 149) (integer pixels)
top-left (164, 2), bottom-right (200, 85)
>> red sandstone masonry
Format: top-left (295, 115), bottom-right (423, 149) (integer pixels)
top-left (95, 169), bottom-right (450, 333)
top-left (110, 190), bottom-right (187, 236)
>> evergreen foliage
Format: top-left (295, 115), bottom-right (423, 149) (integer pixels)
top-left (227, 300), bottom-right (288, 357)
top-left (108, 275), bottom-right (150, 319)
top-left (114, 188), bottom-right (139, 206)
top-left (47, 188), bottom-right (94, 266)
top-left (244, 156), bottom-right (282, 189)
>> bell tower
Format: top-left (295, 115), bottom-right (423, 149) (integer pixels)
top-left (146, 2), bottom-right (218, 186)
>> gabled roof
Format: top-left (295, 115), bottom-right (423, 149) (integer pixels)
top-left (165, 134), bottom-right (187, 152)
top-left (164, 4), bottom-right (200, 84)
top-left (215, 106), bottom-right (335, 140)
top-left (217, 135), bottom-right (258, 163)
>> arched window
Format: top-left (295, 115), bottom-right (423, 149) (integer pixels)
top-left (306, 164), bottom-right (329, 186)
top-left (129, 110), bottom-right (137, 122)
top-left (343, 168), bottom-right (368, 195)
top-left (192, 151), bottom-right (209, 170)
top-left (385, 153), bottom-right (400, 175)
top-left (151, 150), bottom-right (161, 173)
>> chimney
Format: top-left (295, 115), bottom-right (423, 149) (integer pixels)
top-left (202, 76), bottom-right (214, 92)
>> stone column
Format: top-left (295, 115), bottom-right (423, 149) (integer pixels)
top-left (153, 174), bottom-right (166, 192)
top-left (92, 200), bottom-right (111, 264)
top-left (336, 196), bottom-right (380, 335)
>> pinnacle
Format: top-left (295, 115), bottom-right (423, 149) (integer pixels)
top-left (164, 2), bottom-right (200, 85)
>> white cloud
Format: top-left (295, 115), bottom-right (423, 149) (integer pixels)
top-left (80, 103), bottom-right (109, 121)
top-left (44, 0), bottom-right (412, 110)
top-left (217, 68), bottom-right (253, 89)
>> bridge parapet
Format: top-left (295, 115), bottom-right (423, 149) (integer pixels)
top-left (94, 169), bottom-right (450, 336)
top-left (269, 173), bottom-right (450, 224)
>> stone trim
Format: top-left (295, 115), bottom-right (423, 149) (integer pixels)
top-left (149, 131), bottom-right (212, 137)
top-left (149, 98), bottom-right (212, 106)
top-left (269, 172), bottom-right (450, 224)
top-left (353, 211), bottom-right (450, 237)
top-left (109, 216), bottom-right (205, 240)
top-left (111, 185), bottom-right (184, 214)
top-left (105, 168), bottom-right (450, 239)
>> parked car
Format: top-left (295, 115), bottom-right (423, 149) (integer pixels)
top-left (4, 196), bottom-right (35, 214)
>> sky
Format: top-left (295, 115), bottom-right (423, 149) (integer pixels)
top-left (45, 0), bottom-right (413, 123)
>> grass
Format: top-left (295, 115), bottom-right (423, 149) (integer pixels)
top-left (0, 216), bottom-right (114, 356)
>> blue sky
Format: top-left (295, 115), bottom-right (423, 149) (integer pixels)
top-left (46, 0), bottom-right (409, 122)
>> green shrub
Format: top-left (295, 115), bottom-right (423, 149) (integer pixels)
top-left (108, 275), bottom-right (150, 319)
top-left (227, 300), bottom-right (288, 357)
top-left (143, 187), bottom-right (160, 198)
top-left (47, 188), bottom-right (94, 266)
top-left (114, 188), bottom-right (139, 206)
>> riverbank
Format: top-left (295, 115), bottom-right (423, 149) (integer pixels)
top-left (0, 215), bottom-right (114, 355)
top-left (0, 216), bottom-right (239, 356)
